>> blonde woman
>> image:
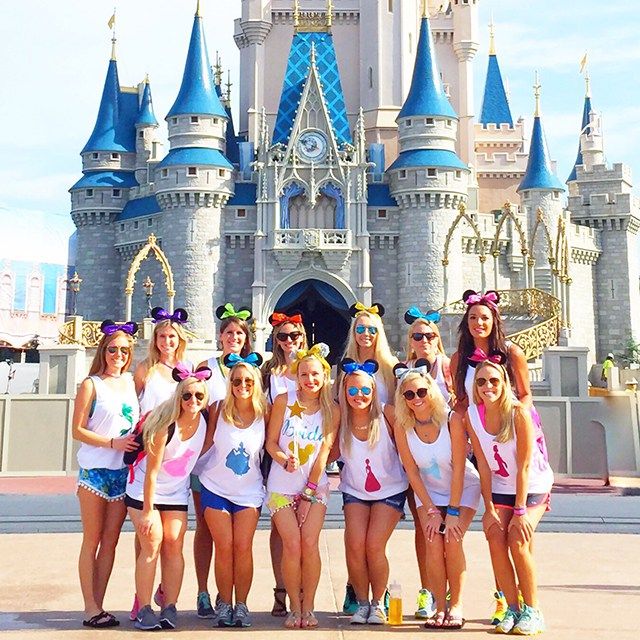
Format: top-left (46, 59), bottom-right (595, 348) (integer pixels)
top-left (465, 358), bottom-right (553, 635)
top-left (261, 311), bottom-right (308, 617)
top-left (125, 365), bottom-right (212, 631)
top-left (390, 360), bottom-right (480, 629)
top-left (265, 344), bottom-right (340, 628)
top-left (72, 321), bottom-right (139, 628)
top-left (336, 359), bottom-right (407, 625)
top-left (199, 353), bottom-right (267, 628)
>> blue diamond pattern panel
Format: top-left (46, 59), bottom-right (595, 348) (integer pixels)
top-left (273, 32), bottom-right (351, 146)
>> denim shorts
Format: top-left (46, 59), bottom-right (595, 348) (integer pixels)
top-left (77, 467), bottom-right (127, 501)
top-left (200, 486), bottom-right (251, 515)
top-left (493, 492), bottom-right (550, 510)
top-left (342, 490), bottom-right (407, 514)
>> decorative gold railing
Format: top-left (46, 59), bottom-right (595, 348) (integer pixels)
top-left (508, 315), bottom-right (561, 361)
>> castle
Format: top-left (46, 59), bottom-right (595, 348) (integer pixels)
top-left (70, 0), bottom-right (640, 363)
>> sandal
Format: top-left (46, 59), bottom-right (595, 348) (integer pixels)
top-left (443, 609), bottom-right (465, 630)
top-left (301, 611), bottom-right (318, 628)
top-left (82, 611), bottom-right (120, 628)
top-left (272, 588), bottom-right (288, 617)
top-left (424, 610), bottom-right (445, 629)
top-left (284, 610), bottom-right (302, 629)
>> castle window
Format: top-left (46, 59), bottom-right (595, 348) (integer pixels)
top-left (553, 191), bottom-right (559, 199)
top-left (139, 130), bottom-right (144, 138)
top-left (85, 189), bottom-right (94, 197)
top-left (92, 152), bottom-right (99, 160)
top-left (133, 221), bottom-right (139, 230)
top-left (148, 218), bottom-right (153, 227)
top-left (161, 168), bottom-right (168, 178)
top-left (191, 116), bottom-right (199, 124)
top-left (187, 167), bottom-right (198, 176)
top-left (236, 208), bottom-right (247, 219)
top-left (406, 119), bottom-right (412, 127)
top-left (446, 119), bottom-right (453, 127)
top-left (377, 209), bottom-right (387, 219)
top-left (455, 170), bottom-right (461, 179)
top-left (426, 117), bottom-right (435, 126)
top-left (172, 117), bottom-right (178, 125)
top-left (399, 170), bottom-right (407, 179)
top-left (120, 223), bottom-right (125, 231)
top-left (218, 169), bottom-right (226, 177)
top-left (388, 0), bottom-right (393, 12)
top-left (368, 67), bottom-right (373, 89)
top-left (111, 153), bottom-right (119, 160)
top-left (427, 168), bottom-right (437, 177)
top-left (112, 189), bottom-right (121, 198)
top-left (213, 118), bottom-right (219, 124)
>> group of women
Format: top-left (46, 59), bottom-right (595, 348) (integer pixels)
top-left (72, 291), bottom-right (553, 634)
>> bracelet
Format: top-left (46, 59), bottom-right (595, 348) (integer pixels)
top-left (306, 481), bottom-right (318, 491)
top-left (513, 506), bottom-right (527, 516)
top-left (426, 506), bottom-right (440, 516)
top-left (303, 487), bottom-right (316, 498)
top-left (446, 506), bottom-right (461, 517)
top-left (110, 438), bottom-right (113, 449)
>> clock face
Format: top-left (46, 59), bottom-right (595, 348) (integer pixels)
top-left (297, 130), bottom-right (328, 163)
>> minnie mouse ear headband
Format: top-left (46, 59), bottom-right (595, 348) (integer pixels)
top-left (151, 307), bottom-right (188, 324)
top-left (216, 303), bottom-right (252, 322)
top-left (462, 290), bottom-right (500, 311)
top-left (340, 358), bottom-right (379, 376)
top-left (223, 352), bottom-right (264, 368)
top-left (404, 306), bottom-right (441, 325)
top-left (291, 343), bottom-right (331, 374)
top-left (172, 363), bottom-right (212, 382)
top-left (467, 348), bottom-right (507, 368)
top-left (349, 302), bottom-right (385, 318)
top-left (269, 311), bottom-right (303, 326)
top-left (393, 358), bottom-right (431, 380)
top-left (101, 320), bottom-right (138, 336)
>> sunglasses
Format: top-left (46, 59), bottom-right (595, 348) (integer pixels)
top-left (411, 332), bottom-right (436, 342)
top-left (402, 388), bottom-right (429, 401)
top-left (347, 386), bottom-right (372, 397)
top-left (232, 378), bottom-right (254, 388)
top-left (276, 331), bottom-right (302, 342)
top-left (107, 346), bottom-right (130, 355)
top-left (355, 325), bottom-right (378, 335)
top-left (182, 391), bottom-right (205, 401)
top-left (476, 377), bottom-right (501, 387)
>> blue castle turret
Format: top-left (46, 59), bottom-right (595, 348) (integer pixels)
top-left (479, 24), bottom-right (513, 128)
top-left (567, 82), bottom-right (593, 183)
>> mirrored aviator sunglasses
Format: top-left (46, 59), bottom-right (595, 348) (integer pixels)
top-left (347, 386), bottom-right (372, 397)
top-left (402, 388), bottom-right (429, 401)
top-left (182, 391), bottom-right (205, 401)
top-left (355, 325), bottom-right (378, 335)
top-left (476, 377), bottom-right (501, 388)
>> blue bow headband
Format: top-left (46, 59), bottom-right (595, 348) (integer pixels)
top-left (393, 358), bottom-right (432, 380)
top-left (340, 358), bottom-right (379, 376)
top-left (404, 306), bottom-right (441, 325)
top-left (151, 306), bottom-right (188, 324)
top-left (223, 352), bottom-right (264, 368)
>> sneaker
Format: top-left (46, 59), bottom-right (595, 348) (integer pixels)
top-left (350, 604), bottom-right (370, 625)
top-left (153, 585), bottom-right (166, 609)
top-left (197, 591), bottom-right (214, 619)
top-left (129, 594), bottom-right (140, 622)
top-left (326, 461), bottom-right (340, 474)
top-left (159, 604), bottom-right (177, 630)
top-left (512, 605), bottom-right (545, 635)
top-left (232, 602), bottom-right (252, 628)
top-left (491, 590), bottom-right (508, 625)
top-left (415, 588), bottom-right (436, 619)
top-left (134, 605), bottom-right (162, 631)
top-left (495, 608), bottom-right (520, 634)
top-left (367, 604), bottom-right (387, 625)
top-left (212, 601), bottom-right (234, 628)
top-left (383, 588), bottom-right (390, 614)
top-left (342, 583), bottom-right (358, 615)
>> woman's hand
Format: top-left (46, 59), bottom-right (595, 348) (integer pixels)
top-left (296, 497), bottom-right (311, 528)
top-left (285, 455), bottom-right (299, 472)
top-left (482, 507), bottom-right (503, 538)
top-left (138, 510), bottom-right (154, 537)
top-left (444, 514), bottom-right (463, 543)
top-left (423, 510), bottom-right (444, 542)
top-left (508, 513), bottom-right (533, 543)
top-left (111, 433), bottom-right (138, 452)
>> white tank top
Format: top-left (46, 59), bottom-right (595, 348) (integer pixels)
top-left (139, 367), bottom-right (177, 414)
top-left (206, 356), bottom-right (228, 405)
top-left (467, 403), bottom-right (553, 495)
top-left (406, 420), bottom-right (480, 509)
top-left (77, 374), bottom-right (139, 470)
top-left (374, 371), bottom-right (391, 405)
top-left (267, 388), bottom-right (328, 494)
top-left (127, 413), bottom-right (207, 505)
top-left (338, 413), bottom-right (407, 500)
top-left (408, 355), bottom-right (450, 403)
top-left (199, 414), bottom-right (266, 507)
top-left (269, 372), bottom-right (297, 404)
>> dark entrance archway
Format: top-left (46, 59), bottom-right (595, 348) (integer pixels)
top-left (273, 279), bottom-right (351, 365)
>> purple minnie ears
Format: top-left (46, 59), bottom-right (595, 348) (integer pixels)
top-left (151, 307), bottom-right (188, 324)
top-left (393, 358), bottom-right (432, 379)
top-left (172, 363), bottom-right (212, 383)
top-left (101, 320), bottom-right (138, 336)
top-left (340, 358), bottom-right (379, 376)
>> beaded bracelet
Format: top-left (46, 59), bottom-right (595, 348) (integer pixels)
top-left (303, 486), bottom-right (316, 498)
top-left (513, 506), bottom-right (527, 516)
top-left (110, 438), bottom-right (114, 449)
top-left (426, 506), bottom-right (440, 516)
top-left (446, 506), bottom-right (461, 517)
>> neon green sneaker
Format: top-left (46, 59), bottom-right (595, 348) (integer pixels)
top-left (415, 588), bottom-right (436, 619)
top-left (491, 591), bottom-right (508, 625)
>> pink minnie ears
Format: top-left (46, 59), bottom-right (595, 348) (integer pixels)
top-left (101, 320), bottom-right (138, 336)
top-left (151, 307), bottom-right (188, 324)
top-left (467, 348), bottom-right (507, 367)
top-left (462, 290), bottom-right (500, 310)
top-left (172, 363), bottom-right (212, 382)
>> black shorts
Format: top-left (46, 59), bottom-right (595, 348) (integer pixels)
top-left (124, 495), bottom-right (188, 512)
top-left (492, 492), bottom-right (550, 510)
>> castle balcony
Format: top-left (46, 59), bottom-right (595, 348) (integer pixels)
top-left (270, 228), bottom-right (352, 271)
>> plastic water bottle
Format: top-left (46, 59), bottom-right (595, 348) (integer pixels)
top-left (388, 580), bottom-right (403, 625)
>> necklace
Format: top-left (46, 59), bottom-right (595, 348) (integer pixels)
top-left (415, 415), bottom-right (434, 426)
top-left (353, 424), bottom-right (369, 431)
top-left (159, 360), bottom-right (175, 370)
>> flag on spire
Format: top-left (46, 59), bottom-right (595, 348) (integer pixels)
top-left (579, 52), bottom-right (588, 75)
top-left (108, 11), bottom-right (116, 31)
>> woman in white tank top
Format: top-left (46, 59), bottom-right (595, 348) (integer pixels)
top-left (335, 359), bottom-right (407, 625)
top-left (72, 322), bottom-right (139, 628)
top-left (464, 360), bottom-right (553, 635)
top-left (389, 359), bottom-right (479, 630)
top-left (198, 355), bottom-right (267, 628)
top-left (126, 365), bottom-right (212, 631)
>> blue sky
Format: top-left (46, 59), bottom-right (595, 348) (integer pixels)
top-left (1, 0), bottom-right (638, 241)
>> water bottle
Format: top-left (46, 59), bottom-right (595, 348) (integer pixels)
top-left (388, 580), bottom-right (403, 625)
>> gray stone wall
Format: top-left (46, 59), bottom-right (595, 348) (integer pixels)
top-left (568, 260), bottom-right (597, 360)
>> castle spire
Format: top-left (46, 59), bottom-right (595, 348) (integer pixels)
top-left (196, 0), bottom-right (201, 17)
top-left (479, 19), bottom-right (513, 128)
top-left (533, 70), bottom-right (541, 117)
top-left (398, 15), bottom-right (456, 119)
top-left (567, 79), bottom-right (595, 182)
top-left (136, 76), bottom-right (158, 127)
top-left (167, 7), bottom-right (226, 118)
top-left (108, 8), bottom-right (117, 60)
top-left (82, 57), bottom-right (121, 153)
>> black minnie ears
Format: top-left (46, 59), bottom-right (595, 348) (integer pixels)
top-left (340, 358), bottom-right (379, 375)
top-left (393, 358), bottom-right (432, 378)
top-left (215, 303), bottom-right (252, 321)
top-left (349, 302), bottom-right (385, 318)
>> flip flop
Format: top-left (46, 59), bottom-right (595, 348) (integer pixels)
top-left (443, 609), bottom-right (465, 630)
top-left (424, 610), bottom-right (446, 629)
top-left (82, 611), bottom-right (120, 628)
top-left (301, 611), bottom-right (318, 628)
top-left (284, 610), bottom-right (302, 629)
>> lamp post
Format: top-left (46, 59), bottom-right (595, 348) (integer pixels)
top-left (65, 272), bottom-right (82, 316)
top-left (3, 358), bottom-right (15, 394)
top-left (143, 276), bottom-right (155, 318)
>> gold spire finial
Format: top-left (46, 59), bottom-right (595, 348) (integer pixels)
top-left (488, 12), bottom-right (496, 55)
top-left (196, 0), bottom-right (202, 17)
top-left (422, 0), bottom-right (428, 18)
top-left (108, 7), bottom-right (117, 60)
top-left (294, 0), bottom-right (300, 30)
top-left (533, 70), bottom-right (541, 117)
top-left (585, 72), bottom-right (591, 99)
top-left (327, 0), bottom-right (333, 28)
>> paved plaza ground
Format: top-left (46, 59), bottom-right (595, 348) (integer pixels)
top-left (1, 478), bottom-right (638, 639)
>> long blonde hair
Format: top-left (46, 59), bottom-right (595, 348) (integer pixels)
top-left (394, 371), bottom-right (448, 432)
top-left (221, 362), bottom-right (267, 427)
top-left (143, 376), bottom-right (209, 448)
top-left (89, 330), bottom-right (135, 376)
top-left (144, 320), bottom-right (188, 381)
top-left (294, 353), bottom-right (335, 437)
top-left (262, 319), bottom-right (308, 378)
top-left (404, 319), bottom-right (446, 361)
top-left (338, 371), bottom-right (382, 454)
top-left (472, 361), bottom-right (517, 443)
top-left (343, 311), bottom-right (397, 396)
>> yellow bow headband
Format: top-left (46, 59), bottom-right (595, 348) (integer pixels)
top-left (290, 343), bottom-right (331, 375)
top-left (350, 301), bottom-right (385, 318)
